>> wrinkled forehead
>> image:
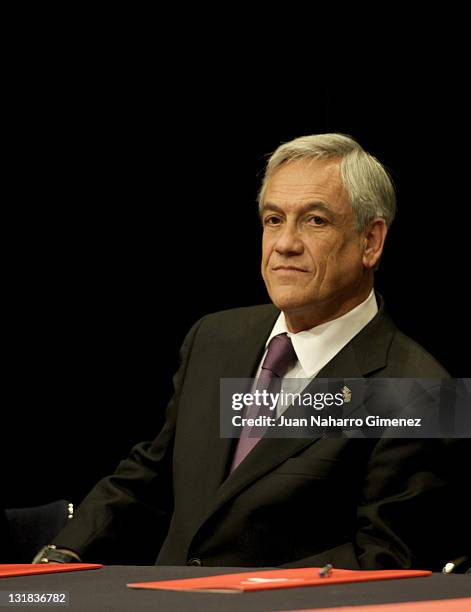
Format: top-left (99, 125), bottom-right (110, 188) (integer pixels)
top-left (264, 158), bottom-right (351, 215)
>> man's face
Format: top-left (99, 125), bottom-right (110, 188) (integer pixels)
top-left (261, 158), bottom-right (371, 327)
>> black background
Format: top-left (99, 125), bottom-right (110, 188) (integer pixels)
top-left (3, 54), bottom-right (469, 508)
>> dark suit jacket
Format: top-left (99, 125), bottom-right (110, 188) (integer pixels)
top-left (54, 299), bottom-right (468, 570)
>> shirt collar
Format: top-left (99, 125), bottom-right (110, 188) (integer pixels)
top-left (267, 290), bottom-right (378, 378)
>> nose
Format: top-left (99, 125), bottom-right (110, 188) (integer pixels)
top-left (274, 223), bottom-right (304, 256)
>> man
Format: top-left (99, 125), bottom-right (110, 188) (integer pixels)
top-left (36, 134), bottom-right (466, 570)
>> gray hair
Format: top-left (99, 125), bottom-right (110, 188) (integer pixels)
top-left (258, 133), bottom-right (396, 231)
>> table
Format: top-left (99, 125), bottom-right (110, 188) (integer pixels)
top-left (0, 566), bottom-right (470, 611)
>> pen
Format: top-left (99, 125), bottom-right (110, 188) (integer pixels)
top-left (318, 563), bottom-right (333, 578)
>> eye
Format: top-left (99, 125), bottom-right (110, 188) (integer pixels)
top-left (308, 215), bottom-right (327, 226)
top-left (263, 215), bottom-right (282, 226)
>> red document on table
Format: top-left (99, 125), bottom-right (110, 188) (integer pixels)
top-left (127, 567), bottom-right (431, 593)
top-left (280, 598), bottom-right (471, 611)
top-left (0, 564), bottom-right (103, 578)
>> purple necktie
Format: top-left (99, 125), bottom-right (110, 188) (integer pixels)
top-left (230, 333), bottom-right (297, 472)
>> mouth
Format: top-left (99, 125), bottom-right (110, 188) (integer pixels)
top-left (272, 265), bottom-right (309, 273)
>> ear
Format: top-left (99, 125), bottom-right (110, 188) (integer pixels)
top-left (362, 218), bottom-right (388, 269)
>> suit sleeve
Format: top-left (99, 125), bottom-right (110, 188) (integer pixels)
top-left (283, 438), bottom-right (468, 571)
top-left (53, 317), bottom-right (205, 565)
top-left (357, 437), bottom-right (469, 570)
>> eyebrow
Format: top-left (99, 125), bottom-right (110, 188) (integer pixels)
top-left (260, 202), bottom-right (332, 215)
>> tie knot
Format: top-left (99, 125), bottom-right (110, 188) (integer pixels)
top-left (262, 333), bottom-right (297, 378)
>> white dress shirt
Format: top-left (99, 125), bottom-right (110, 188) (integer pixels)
top-left (254, 290), bottom-right (378, 417)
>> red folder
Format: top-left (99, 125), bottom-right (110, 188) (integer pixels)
top-left (281, 598), bottom-right (471, 611)
top-left (127, 567), bottom-right (431, 593)
top-left (0, 564), bottom-right (102, 578)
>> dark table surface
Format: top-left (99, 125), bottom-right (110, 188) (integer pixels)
top-left (0, 566), bottom-right (470, 611)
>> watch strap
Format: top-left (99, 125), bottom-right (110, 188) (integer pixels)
top-left (32, 544), bottom-right (81, 564)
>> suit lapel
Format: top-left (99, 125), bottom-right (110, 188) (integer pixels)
top-left (203, 295), bottom-right (397, 519)
top-left (199, 306), bottom-right (280, 496)
top-left (314, 293), bottom-right (395, 380)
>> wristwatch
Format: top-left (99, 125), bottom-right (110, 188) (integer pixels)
top-left (32, 544), bottom-right (81, 564)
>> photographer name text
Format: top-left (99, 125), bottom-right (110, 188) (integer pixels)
top-left (232, 415), bottom-right (422, 428)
